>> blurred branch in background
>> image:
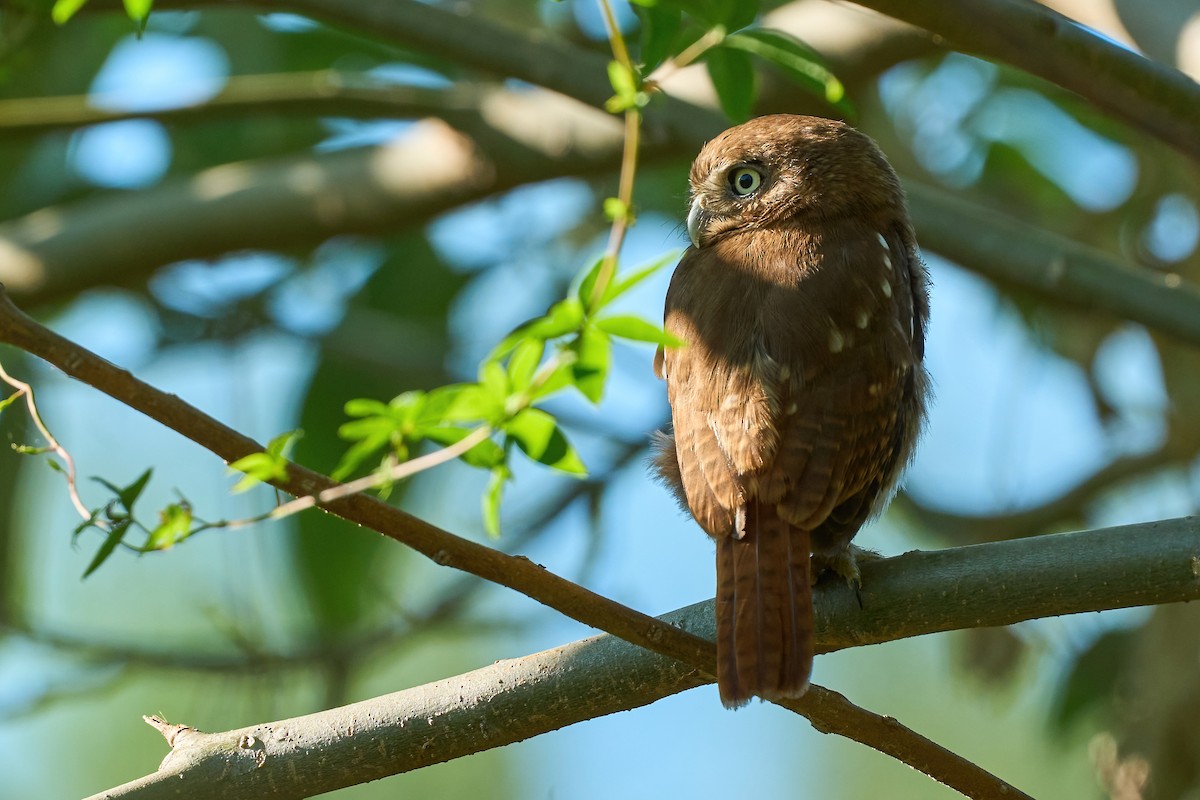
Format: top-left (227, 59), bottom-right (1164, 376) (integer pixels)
top-left (88, 517), bottom-right (1200, 800)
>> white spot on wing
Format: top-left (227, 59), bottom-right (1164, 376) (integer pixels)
top-left (829, 328), bottom-right (845, 353)
top-left (881, 279), bottom-right (893, 298)
top-left (856, 309), bottom-right (870, 329)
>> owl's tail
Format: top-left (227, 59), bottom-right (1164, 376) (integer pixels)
top-left (715, 501), bottom-right (813, 708)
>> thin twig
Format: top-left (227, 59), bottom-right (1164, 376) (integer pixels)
top-left (0, 359), bottom-right (89, 520)
top-left (589, 0), bottom-right (642, 311)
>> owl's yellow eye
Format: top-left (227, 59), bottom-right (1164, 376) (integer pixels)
top-left (729, 167), bottom-right (763, 196)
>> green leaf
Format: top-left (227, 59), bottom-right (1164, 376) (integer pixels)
top-left (123, 0), bottom-right (152, 33)
top-left (720, 0), bottom-right (759, 31)
top-left (479, 361), bottom-right (510, 404)
top-left (344, 397), bottom-right (392, 418)
top-left (595, 315), bottom-right (684, 347)
top-left (605, 60), bottom-right (649, 113)
top-left (423, 426), bottom-right (505, 469)
top-left (506, 409), bottom-right (587, 475)
top-left (266, 429), bottom-right (302, 459)
top-left (488, 299), bottom-right (585, 362)
top-left (603, 196), bottom-right (630, 222)
top-left (145, 502), bottom-right (192, 550)
top-left (576, 257), bottom-right (606, 314)
top-left (570, 326), bottom-right (612, 404)
top-left (634, 2), bottom-right (682, 73)
top-left (530, 353), bottom-right (577, 401)
top-left (13, 444), bottom-right (51, 456)
top-left (0, 391), bottom-right (21, 415)
top-left (706, 46), bottom-right (756, 123)
top-left (95, 468), bottom-right (152, 512)
top-left (609, 249), bottom-right (681, 301)
top-left (228, 452), bottom-right (287, 494)
top-left (577, 249), bottom-right (680, 317)
top-left (337, 416), bottom-right (398, 441)
top-left (82, 519), bottom-right (131, 578)
top-left (419, 383), bottom-right (499, 426)
top-left (51, 0), bottom-right (89, 24)
top-left (723, 29), bottom-right (848, 110)
top-left (507, 338), bottom-right (545, 393)
top-left (332, 432), bottom-right (391, 481)
top-left (482, 464), bottom-right (511, 538)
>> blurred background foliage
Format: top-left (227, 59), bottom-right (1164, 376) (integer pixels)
top-left (0, 0), bottom-right (1199, 798)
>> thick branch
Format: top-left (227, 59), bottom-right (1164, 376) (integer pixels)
top-left (0, 90), bottom-right (625, 304)
top-left (87, 518), bottom-right (1200, 799)
top-left (906, 183), bottom-right (1200, 348)
top-left (0, 72), bottom-right (484, 136)
top-left (850, 0), bottom-right (1200, 164)
top-left (5, 5), bottom-right (1200, 349)
top-left (0, 281), bottom-right (1020, 798)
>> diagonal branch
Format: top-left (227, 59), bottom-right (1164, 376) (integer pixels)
top-left (0, 277), bottom-right (1023, 797)
top-left (85, 517), bottom-right (1200, 799)
top-left (848, 0), bottom-right (1200, 164)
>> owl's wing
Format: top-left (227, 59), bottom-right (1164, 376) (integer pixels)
top-left (756, 224), bottom-right (927, 540)
top-left (661, 247), bottom-right (777, 538)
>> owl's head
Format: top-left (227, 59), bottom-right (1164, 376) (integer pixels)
top-left (686, 114), bottom-right (904, 248)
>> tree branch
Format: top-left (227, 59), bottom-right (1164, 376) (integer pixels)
top-left (0, 274), bottom-right (1023, 797)
top-left (5, 4), bottom-right (1200, 351)
top-left (86, 517), bottom-right (1200, 799)
top-left (849, 0), bottom-right (1200, 164)
top-left (0, 71), bottom-right (483, 136)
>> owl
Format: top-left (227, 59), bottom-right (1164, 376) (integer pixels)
top-left (654, 114), bottom-right (930, 708)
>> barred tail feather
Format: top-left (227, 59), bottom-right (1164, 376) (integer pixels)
top-left (715, 503), bottom-right (813, 708)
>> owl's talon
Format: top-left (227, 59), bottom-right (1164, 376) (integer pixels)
top-left (814, 544), bottom-right (879, 591)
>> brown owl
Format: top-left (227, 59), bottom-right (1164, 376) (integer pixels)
top-left (654, 114), bottom-right (930, 708)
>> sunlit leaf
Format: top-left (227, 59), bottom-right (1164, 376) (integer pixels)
top-left (145, 502), bottom-right (192, 550)
top-left (606, 60), bottom-right (646, 113)
top-left (531, 353), bottom-right (577, 400)
top-left (420, 383), bottom-right (499, 425)
top-left (603, 197), bottom-right (630, 222)
top-left (344, 398), bottom-right (393, 418)
top-left (424, 426), bottom-right (505, 469)
top-left (507, 338), bottom-right (545, 393)
top-left (506, 408), bottom-right (587, 475)
top-left (266, 429), bottom-right (302, 458)
top-left (479, 361), bottom-right (510, 404)
top-left (570, 326), bottom-right (612, 403)
top-left (0, 391), bottom-right (21, 415)
top-left (610, 249), bottom-right (681, 299)
top-left (51, 0), bottom-right (89, 25)
top-left (228, 452), bottom-right (287, 494)
top-left (482, 464), bottom-right (511, 538)
top-left (122, 0), bottom-right (152, 33)
top-left (595, 315), bottom-right (684, 347)
top-left (332, 432), bottom-right (391, 481)
top-left (489, 299), bottom-right (584, 362)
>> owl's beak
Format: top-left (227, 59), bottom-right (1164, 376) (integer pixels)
top-left (686, 198), bottom-right (706, 248)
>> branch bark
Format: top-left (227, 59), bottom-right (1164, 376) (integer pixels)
top-left (86, 517), bottom-right (1200, 799)
top-left (0, 279), bottom-right (1025, 798)
top-left (5, 2), bottom-right (1200, 350)
top-left (849, 0), bottom-right (1200, 163)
